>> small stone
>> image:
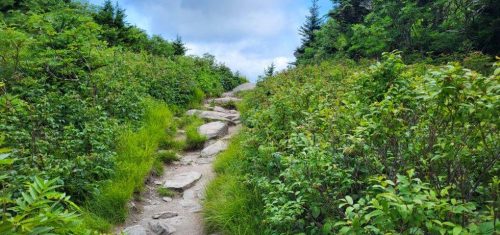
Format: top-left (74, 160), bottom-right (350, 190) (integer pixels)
top-left (152, 211), bottom-right (179, 219)
top-left (123, 225), bottom-right (147, 235)
top-left (148, 220), bottom-right (176, 235)
top-left (162, 197), bottom-right (173, 202)
top-left (154, 180), bottom-right (162, 185)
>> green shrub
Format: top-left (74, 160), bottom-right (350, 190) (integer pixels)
top-left (335, 171), bottom-right (499, 234)
top-left (462, 51), bottom-right (494, 75)
top-left (0, 177), bottom-right (84, 234)
top-left (232, 52), bottom-right (499, 234)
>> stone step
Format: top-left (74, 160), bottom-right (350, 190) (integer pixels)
top-left (164, 171), bottom-right (202, 190)
top-left (198, 121), bottom-right (228, 139)
top-left (123, 225), bottom-right (147, 235)
top-left (207, 97), bottom-right (242, 106)
top-left (232, 83), bottom-right (256, 93)
top-left (200, 140), bottom-right (228, 158)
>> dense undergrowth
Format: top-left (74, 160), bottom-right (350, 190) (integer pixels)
top-left (206, 53), bottom-right (499, 234)
top-left (0, 0), bottom-right (244, 233)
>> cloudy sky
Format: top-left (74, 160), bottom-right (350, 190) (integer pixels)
top-left (88, 0), bottom-right (332, 81)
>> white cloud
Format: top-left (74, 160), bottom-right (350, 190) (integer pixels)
top-left (87, 0), bottom-right (328, 81)
top-left (186, 41), bottom-right (293, 81)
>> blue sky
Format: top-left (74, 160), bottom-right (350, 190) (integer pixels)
top-left (87, 0), bottom-right (332, 81)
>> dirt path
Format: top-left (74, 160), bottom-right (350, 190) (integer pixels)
top-left (117, 83), bottom-right (254, 235)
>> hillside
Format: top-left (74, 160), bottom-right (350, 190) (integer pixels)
top-left (1, 0), bottom-right (499, 235)
top-left (0, 0), bottom-right (245, 233)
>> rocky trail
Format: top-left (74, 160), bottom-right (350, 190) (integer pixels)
top-left (118, 83), bottom-right (255, 235)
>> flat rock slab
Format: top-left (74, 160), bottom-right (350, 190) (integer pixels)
top-left (164, 171), bottom-right (202, 190)
top-left (123, 225), bottom-right (147, 235)
top-left (232, 83), bottom-right (256, 92)
top-left (152, 211), bottom-right (178, 219)
top-left (222, 92), bottom-right (234, 97)
top-left (201, 140), bottom-right (228, 158)
top-left (186, 110), bottom-right (231, 122)
top-left (198, 121), bottom-right (228, 139)
top-left (195, 157), bottom-right (214, 164)
top-left (209, 97), bottom-right (242, 105)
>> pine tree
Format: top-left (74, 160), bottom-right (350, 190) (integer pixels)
top-left (264, 63), bottom-right (276, 77)
top-left (173, 36), bottom-right (187, 56)
top-left (295, 0), bottom-right (323, 63)
top-left (93, 0), bottom-right (128, 46)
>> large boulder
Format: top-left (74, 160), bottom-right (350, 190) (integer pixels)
top-left (148, 220), bottom-right (176, 235)
top-left (198, 121), bottom-right (228, 139)
top-left (201, 140), bottom-right (228, 158)
top-left (123, 225), bottom-right (147, 235)
top-left (232, 83), bottom-right (256, 92)
top-left (164, 171), bottom-right (202, 190)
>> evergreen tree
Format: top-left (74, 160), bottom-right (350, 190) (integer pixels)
top-left (264, 63), bottom-right (276, 77)
top-left (173, 35), bottom-right (187, 56)
top-left (295, 0), bottom-right (323, 64)
top-left (93, 0), bottom-right (128, 46)
top-left (329, 0), bottom-right (370, 26)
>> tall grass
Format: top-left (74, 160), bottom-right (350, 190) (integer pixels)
top-left (203, 133), bottom-right (266, 234)
top-left (183, 116), bottom-right (207, 150)
top-left (83, 99), bottom-right (174, 230)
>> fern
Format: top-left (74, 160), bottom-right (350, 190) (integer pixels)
top-left (0, 177), bottom-right (83, 234)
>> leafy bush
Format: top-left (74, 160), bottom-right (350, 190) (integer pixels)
top-left (228, 52), bottom-right (499, 234)
top-left (0, 176), bottom-right (83, 234)
top-left (335, 170), bottom-right (497, 234)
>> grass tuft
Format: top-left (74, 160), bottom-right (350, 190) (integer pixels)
top-left (156, 150), bottom-right (179, 163)
top-left (83, 99), bottom-right (175, 230)
top-left (203, 133), bottom-right (266, 235)
top-left (157, 187), bottom-right (176, 197)
top-left (183, 117), bottom-right (207, 150)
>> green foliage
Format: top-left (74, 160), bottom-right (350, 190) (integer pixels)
top-left (0, 0), bottom-right (243, 232)
top-left (232, 52), bottom-right (499, 234)
top-left (204, 134), bottom-right (267, 235)
top-left (157, 187), bottom-right (175, 197)
top-left (297, 0), bottom-right (500, 64)
top-left (295, 0), bottom-right (323, 64)
top-left (184, 117), bottom-right (207, 150)
top-left (84, 100), bottom-right (173, 226)
top-left (156, 150), bottom-right (179, 164)
top-left (335, 171), bottom-right (498, 234)
top-left (0, 176), bottom-right (83, 234)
